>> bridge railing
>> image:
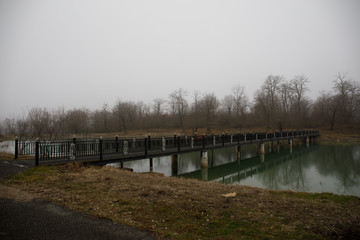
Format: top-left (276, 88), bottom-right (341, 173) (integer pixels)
top-left (15, 130), bottom-right (319, 165)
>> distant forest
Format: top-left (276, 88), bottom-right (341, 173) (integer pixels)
top-left (1, 73), bottom-right (359, 141)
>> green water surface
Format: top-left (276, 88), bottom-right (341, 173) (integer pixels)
top-left (113, 143), bottom-right (360, 197)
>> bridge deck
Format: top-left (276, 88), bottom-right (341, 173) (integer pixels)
top-left (34, 133), bottom-right (317, 166)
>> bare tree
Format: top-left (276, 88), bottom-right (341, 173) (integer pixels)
top-left (136, 101), bottom-right (149, 119)
top-left (254, 89), bottom-right (272, 128)
top-left (232, 84), bottom-right (248, 116)
top-left (152, 98), bottom-right (166, 129)
top-left (46, 107), bottom-right (66, 140)
top-left (313, 92), bottom-right (339, 130)
top-left (101, 104), bottom-right (111, 133)
top-left (65, 108), bottom-right (89, 135)
top-left (112, 100), bottom-right (138, 133)
top-left (27, 108), bottom-right (47, 140)
top-left (91, 104), bottom-right (111, 133)
top-left (169, 89), bottom-right (188, 131)
top-left (290, 75), bottom-right (309, 116)
top-left (332, 73), bottom-right (360, 123)
top-left (152, 98), bottom-right (166, 116)
top-left (190, 90), bottom-right (202, 132)
top-left (200, 93), bottom-right (220, 132)
top-left (263, 75), bottom-right (283, 109)
top-left (278, 82), bottom-right (293, 118)
top-left (136, 101), bottom-right (150, 129)
top-left (254, 75), bottom-right (283, 128)
top-left (4, 115), bottom-right (32, 142)
top-left (222, 95), bottom-right (234, 116)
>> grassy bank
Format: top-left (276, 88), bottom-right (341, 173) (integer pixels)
top-left (316, 129), bottom-right (360, 143)
top-left (1, 164), bottom-right (360, 239)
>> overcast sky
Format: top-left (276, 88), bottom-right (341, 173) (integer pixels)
top-left (1, 0), bottom-right (359, 120)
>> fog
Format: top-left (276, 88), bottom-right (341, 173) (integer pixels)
top-left (1, 0), bottom-right (359, 120)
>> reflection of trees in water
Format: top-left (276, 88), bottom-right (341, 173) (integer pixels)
top-left (113, 144), bottom-right (360, 195)
top-left (259, 147), bottom-right (311, 191)
top-left (310, 145), bottom-right (360, 194)
top-left (259, 144), bottom-right (360, 194)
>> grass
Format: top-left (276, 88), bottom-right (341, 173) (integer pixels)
top-left (1, 164), bottom-right (360, 240)
top-left (274, 191), bottom-right (360, 204)
top-left (0, 152), bottom-right (34, 161)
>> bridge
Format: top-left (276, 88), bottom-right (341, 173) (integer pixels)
top-left (14, 130), bottom-right (319, 167)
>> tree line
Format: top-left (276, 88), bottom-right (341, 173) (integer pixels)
top-left (1, 73), bottom-right (359, 141)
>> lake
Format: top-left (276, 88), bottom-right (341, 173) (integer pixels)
top-left (110, 143), bottom-right (360, 197)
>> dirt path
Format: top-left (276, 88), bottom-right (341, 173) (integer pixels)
top-left (0, 161), bottom-right (156, 240)
top-left (0, 160), bottom-right (33, 179)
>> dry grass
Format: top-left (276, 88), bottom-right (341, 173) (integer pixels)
top-left (2, 164), bottom-right (360, 239)
top-left (0, 152), bottom-right (34, 161)
top-left (317, 129), bottom-right (360, 143)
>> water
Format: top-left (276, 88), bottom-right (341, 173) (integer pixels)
top-left (0, 140), bottom-right (15, 153)
top-left (110, 143), bottom-right (360, 197)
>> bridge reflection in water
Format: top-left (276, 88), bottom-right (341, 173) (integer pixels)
top-left (178, 144), bottom-right (316, 185)
top-left (114, 143), bottom-right (360, 196)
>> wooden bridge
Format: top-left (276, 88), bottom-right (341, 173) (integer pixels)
top-left (15, 130), bottom-right (319, 166)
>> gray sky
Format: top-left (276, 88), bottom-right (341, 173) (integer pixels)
top-left (1, 0), bottom-right (359, 120)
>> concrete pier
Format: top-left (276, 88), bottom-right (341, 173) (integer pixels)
top-left (306, 136), bottom-right (310, 147)
top-left (200, 151), bottom-right (208, 181)
top-left (259, 143), bottom-right (265, 155)
top-left (200, 151), bottom-right (208, 168)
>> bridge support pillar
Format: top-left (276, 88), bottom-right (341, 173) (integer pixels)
top-left (259, 143), bottom-right (265, 155)
top-left (171, 155), bottom-right (178, 176)
top-left (259, 143), bottom-right (265, 162)
top-left (289, 139), bottom-right (293, 153)
top-left (200, 151), bottom-right (208, 181)
top-left (306, 137), bottom-right (310, 147)
top-left (277, 141), bottom-right (280, 152)
top-left (260, 154), bottom-right (265, 163)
